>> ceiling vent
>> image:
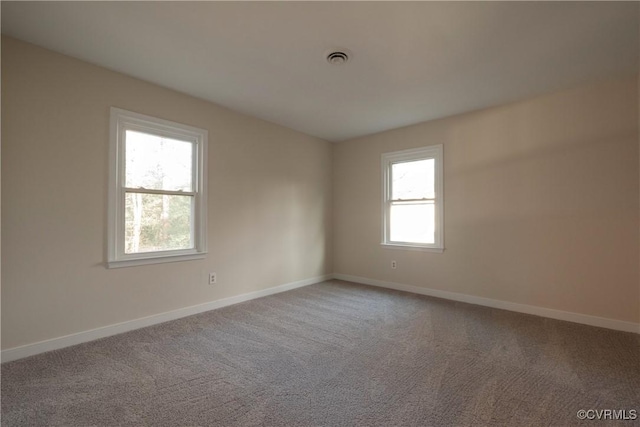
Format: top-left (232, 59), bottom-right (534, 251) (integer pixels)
top-left (326, 50), bottom-right (350, 65)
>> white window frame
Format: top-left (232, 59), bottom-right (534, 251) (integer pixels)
top-left (381, 144), bottom-right (444, 252)
top-left (108, 107), bottom-right (208, 268)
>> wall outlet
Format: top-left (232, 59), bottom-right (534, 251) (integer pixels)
top-left (209, 272), bottom-right (217, 285)
top-left (391, 260), bottom-right (397, 269)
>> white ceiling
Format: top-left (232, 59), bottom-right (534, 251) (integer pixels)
top-left (2, 2), bottom-right (638, 142)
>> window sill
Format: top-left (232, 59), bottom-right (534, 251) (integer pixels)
top-left (381, 243), bottom-right (444, 253)
top-left (107, 252), bottom-right (207, 269)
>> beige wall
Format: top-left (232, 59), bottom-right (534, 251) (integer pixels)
top-left (1, 37), bottom-right (333, 350)
top-left (334, 76), bottom-right (640, 323)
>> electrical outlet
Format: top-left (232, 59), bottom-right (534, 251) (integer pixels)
top-left (391, 260), bottom-right (397, 269)
top-left (209, 272), bottom-right (217, 285)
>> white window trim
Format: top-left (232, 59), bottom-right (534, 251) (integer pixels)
top-left (381, 144), bottom-right (444, 252)
top-left (107, 107), bottom-right (208, 268)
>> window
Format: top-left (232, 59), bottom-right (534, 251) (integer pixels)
top-left (108, 108), bottom-right (207, 268)
top-left (382, 145), bottom-right (444, 252)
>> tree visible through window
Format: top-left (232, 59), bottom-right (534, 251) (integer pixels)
top-left (108, 108), bottom-right (207, 268)
top-left (124, 131), bottom-right (193, 253)
top-left (382, 145), bottom-right (443, 251)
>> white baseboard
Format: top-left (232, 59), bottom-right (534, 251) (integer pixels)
top-left (4, 272), bottom-right (637, 363)
top-left (1, 274), bottom-right (332, 363)
top-left (333, 273), bottom-right (640, 334)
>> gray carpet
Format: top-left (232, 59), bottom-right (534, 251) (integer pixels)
top-left (2, 280), bottom-right (639, 426)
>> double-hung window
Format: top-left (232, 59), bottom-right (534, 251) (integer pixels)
top-left (382, 145), bottom-right (444, 251)
top-left (108, 108), bottom-right (207, 268)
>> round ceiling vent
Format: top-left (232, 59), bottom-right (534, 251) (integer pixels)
top-left (326, 50), bottom-right (351, 65)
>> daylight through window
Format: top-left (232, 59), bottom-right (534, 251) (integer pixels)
top-left (108, 108), bottom-right (207, 267)
top-left (382, 145), bottom-right (443, 251)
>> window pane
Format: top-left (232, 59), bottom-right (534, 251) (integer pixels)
top-left (125, 130), bottom-right (193, 191)
top-left (391, 159), bottom-right (434, 200)
top-left (390, 202), bottom-right (435, 244)
top-left (125, 193), bottom-right (193, 253)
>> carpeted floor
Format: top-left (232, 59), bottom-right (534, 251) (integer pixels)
top-left (2, 280), bottom-right (639, 426)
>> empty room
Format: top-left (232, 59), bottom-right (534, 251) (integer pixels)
top-left (1, 2), bottom-right (639, 426)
